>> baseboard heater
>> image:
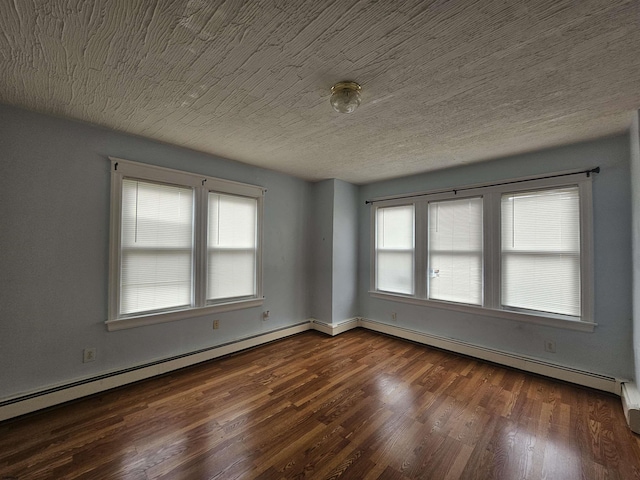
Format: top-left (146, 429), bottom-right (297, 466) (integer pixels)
top-left (358, 318), bottom-right (622, 395)
top-left (0, 322), bottom-right (312, 422)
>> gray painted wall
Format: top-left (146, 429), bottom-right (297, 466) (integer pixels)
top-left (309, 178), bottom-right (359, 324)
top-left (332, 179), bottom-right (359, 322)
top-left (358, 135), bottom-right (634, 380)
top-left (310, 179), bottom-right (334, 323)
top-left (0, 105), bottom-right (313, 400)
top-left (631, 111), bottom-right (640, 382)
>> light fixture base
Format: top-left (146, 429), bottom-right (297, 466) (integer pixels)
top-left (330, 81), bottom-right (362, 114)
top-left (331, 81), bottom-right (362, 94)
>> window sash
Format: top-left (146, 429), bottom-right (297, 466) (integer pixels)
top-left (500, 186), bottom-right (581, 317)
top-left (120, 248), bottom-right (194, 316)
top-left (375, 204), bottom-right (415, 295)
top-left (119, 179), bottom-right (195, 317)
top-left (207, 192), bottom-right (258, 302)
top-left (501, 252), bottom-right (580, 316)
top-left (427, 196), bottom-right (483, 305)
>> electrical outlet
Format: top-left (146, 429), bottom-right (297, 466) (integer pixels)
top-left (391, 312), bottom-right (397, 321)
top-left (544, 340), bottom-right (556, 353)
top-left (263, 310), bottom-right (270, 320)
top-left (213, 320), bottom-right (219, 329)
top-left (83, 348), bottom-right (96, 363)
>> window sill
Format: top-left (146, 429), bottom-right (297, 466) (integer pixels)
top-left (106, 298), bottom-right (264, 331)
top-left (369, 291), bottom-right (596, 332)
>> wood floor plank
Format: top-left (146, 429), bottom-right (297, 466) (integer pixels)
top-left (2, 329), bottom-right (640, 479)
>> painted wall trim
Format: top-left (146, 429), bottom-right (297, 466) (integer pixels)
top-left (0, 322), bottom-right (312, 422)
top-left (622, 383), bottom-right (640, 434)
top-left (106, 298), bottom-right (265, 331)
top-left (358, 318), bottom-right (622, 395)
top-left (369, 292), bottom-right (596, 332)
top-left (310, 317), bottom-right (622, 395)
top-left (311, 318), bottom-right (359, 336)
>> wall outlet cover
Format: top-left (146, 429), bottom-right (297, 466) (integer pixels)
top-left (83, 348), bottom-right (96, 363)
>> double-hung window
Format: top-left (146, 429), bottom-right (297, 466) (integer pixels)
top-left (375, 204), bottom-right (415, 295)
top-left (428, 197), bottom-right (483, 305)
top-left (370, 171), bottom-right (594, 331)
top-left (108, 158), bottom-right (264, 330)
top-left (500, 187), bottom-right (581, 317)
top-left (207, 193), bottom-right (258, 302)
top-left (119, 179), bottom-right (194, 316)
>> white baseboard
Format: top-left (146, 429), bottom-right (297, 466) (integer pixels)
top-left (310, 318), bottom-right (359, 336)
top-left (358, 318), bottom-right (622, 395)
top-left (0, 322), bottom-right (312, 422)
top-left (622, 382), bottom-right (640, 434)
top-left (0, 317), bottom-right (626, 424)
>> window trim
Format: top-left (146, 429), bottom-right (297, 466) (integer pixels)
top-left (426, 195), bottom-right (484, 305)
top-left (107, 157), bottom-right (264, 331)
top-left (374, 203), bottom-right (416, 295)
top-left (370, 171), bottom-right (595, 331)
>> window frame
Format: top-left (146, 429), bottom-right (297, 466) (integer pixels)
top-left (427, 195), bottom-right (484, 305)
top-left (370, 172), bottom-right (595, 332)
top-left (374, 203), bottom-right (416, 295)
top-left (107, 158), bottom-right (264, 331)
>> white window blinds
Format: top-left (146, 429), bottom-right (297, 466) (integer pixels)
top-left (428, 197), bottom-right (483, 305)
top-left (120, 179), bottom-right (194, 316)
top-left (501, 186), bottom-right (581, 317)
top-left (108, 158), bottom-right (265, 329)
top-left (208, 193), bottom-right (258, 302)
top-left (375, 205), bottom-right (414, 295)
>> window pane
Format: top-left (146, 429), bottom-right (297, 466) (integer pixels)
top-left (377, 251), bottom-right (414, 294)
top-left (376, 205), bottom-right (414, 295)
top-left (208, 250), bottom-right (256, 300)
top-left (121, 250), bottom-right (192, 313)
top-left (120, 179), bottom-right (194, 315)
top-left (428, 197), bottom-right (483, 304)
top-left (377, 205), bottom-right (414, 249)
top-left (501, 187), bottom-right (580, 316)
top-left (208, 193), bottom-right (257, 301)
top-left (502, 253), bottom-right (580, 316)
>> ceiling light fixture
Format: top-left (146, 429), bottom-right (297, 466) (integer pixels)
top-left (330, 81), bottom-right (362, 114)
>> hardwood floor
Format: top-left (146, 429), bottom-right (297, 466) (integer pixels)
top-left (2, 329), bottom-right (640, 479)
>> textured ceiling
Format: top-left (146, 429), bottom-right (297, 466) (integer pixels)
top-left (1, 0), bottom-right (639, 184)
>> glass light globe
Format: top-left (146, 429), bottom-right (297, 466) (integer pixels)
top-left (330, 82), bottom-right (362, 114)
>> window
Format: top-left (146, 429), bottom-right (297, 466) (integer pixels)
top-left (375, 204), bottom-right (414, 295)
top-left (207, 193), bottom-right (258, 302)
top-left (120, 179), bottom-right (194, 316)
top-left (370, 172), bottom-right (594, 331)
top-left (428, 197), bottom-right (483, 305)
top-left (501, 187), bottom-right (581, 317)
top-left (108, 158), bottom-right (264, 330)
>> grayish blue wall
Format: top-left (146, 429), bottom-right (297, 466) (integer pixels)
top-left (332, 179), bottom-right (359, 322)
top-left (631, 111), bottom-right (640, 382)
top-left (358, 135), bottom-right (634, 380)
top-left (310, 179), bottom-right (334, 323)
top-left (310, 178), bottom-right (359, 324)
top-left (0, 105), bottom-right (313, 399)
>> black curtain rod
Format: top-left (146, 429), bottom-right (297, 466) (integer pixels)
top-left (365, 166), bottom-right (600, 205)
